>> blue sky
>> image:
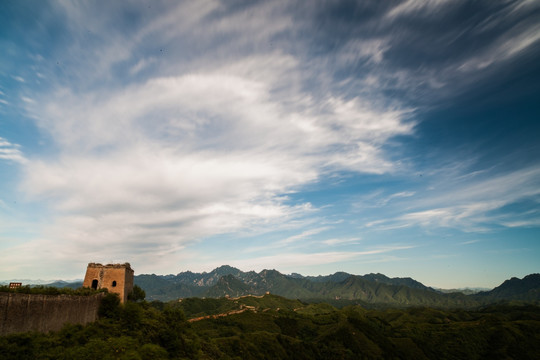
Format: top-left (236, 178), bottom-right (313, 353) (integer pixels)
top-left (1, 0), bottom-right (539, 288)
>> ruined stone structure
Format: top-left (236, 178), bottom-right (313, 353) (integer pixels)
top-left (0, 292), bottom-right (104, 336)
top-left (83, 263), bottom-right (134, 303)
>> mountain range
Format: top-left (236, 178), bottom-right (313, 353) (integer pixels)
top-left (133, 265), bottom-right (540, 307)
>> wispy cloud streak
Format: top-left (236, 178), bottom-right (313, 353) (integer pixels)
top-left (368, 166), bottom-right (540, 232)
top-left (0, 137), bottom-right (26, 164)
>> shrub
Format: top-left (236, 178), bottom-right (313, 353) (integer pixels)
top-left (98, 293), bottom-right (121, 319)
top-left (128, 285), bottom-right (146, 302)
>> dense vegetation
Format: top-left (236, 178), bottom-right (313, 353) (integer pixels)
top-left (1, 293), bottom-right (539, 359)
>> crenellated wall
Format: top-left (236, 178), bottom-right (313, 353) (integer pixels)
top-left (0, 292), bottom-right (104, 336)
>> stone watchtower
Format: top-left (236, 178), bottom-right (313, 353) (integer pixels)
top-left (83, 263), bottom-right (134, 303)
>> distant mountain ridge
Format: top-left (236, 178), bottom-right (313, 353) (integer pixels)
top-left (20, 266), bottom-right (540, 308)
top-left (477, 274), bottom-right (540, 301)
top-left (140, 265), bottom-right (434, 290)
top-left (132, 266), bottom-right (540, 307)
top-left (135, 265), bottom-right (444, 302)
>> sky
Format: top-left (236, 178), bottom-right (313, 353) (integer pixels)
top-left (1, 0), bottom-right (539, 289)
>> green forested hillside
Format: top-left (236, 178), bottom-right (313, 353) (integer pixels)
top-left (1, 293), bottom-right (539, 359)
top-left (135, 274), bottom-right (206, 300)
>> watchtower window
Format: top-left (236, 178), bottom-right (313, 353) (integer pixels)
top-left (112, 281), bottom-right (117, 287)
top-left (91, 279), bottom-right (98, 289)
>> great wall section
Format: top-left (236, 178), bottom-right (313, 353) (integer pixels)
top-left (0, 292), bottom-right (104, 336)
top-left (0, 262), bottom-right (134, 335)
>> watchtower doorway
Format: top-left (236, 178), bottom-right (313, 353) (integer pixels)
top-left (91, 279), bottom-right (98, 289)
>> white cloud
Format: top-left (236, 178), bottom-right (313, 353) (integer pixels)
top-left (385, 0), bottom-right (454, 20)
top-left (15, 0), bottom-right (540, 279)
top-left (228, 245), bottom-right (415, 272)
top-left (369, 166), bottom-right (540, 232)
top-left (13, 6), bottom-right (413, 277)
top-left (129, 58), bottom-right (157, 75)
top-left (398, 202), bottom-right (503, 231)
top-left (278, 227), bottom-right (330, 246)
top-left (374, 191), bottom-right (416, 207)
top-left (458, 23), bottom-right (540, 72)
top-left (346, 0), bottom-right (540, 103)
top-left (338, 39), bottom-right (390, 65)
top-left (460, 239), bottom-right (482, 245)
top-left (321, 237), bottom-right (362, 246)
top-left (0, 137), bottom-right (27, 164)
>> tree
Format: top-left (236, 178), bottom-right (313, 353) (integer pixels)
top-left (98, 293), bottom-right (121, 318)
top-left (128, 285), bottom-right (146, 302)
